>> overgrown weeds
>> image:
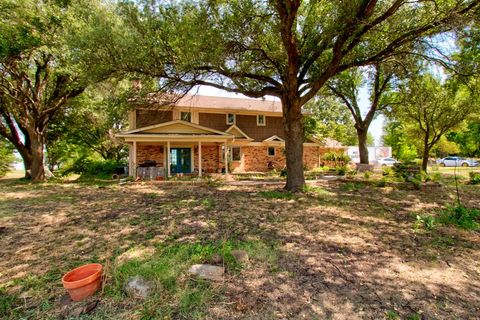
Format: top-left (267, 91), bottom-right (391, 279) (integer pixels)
top-left (438, 204), bottom-right (480, 230)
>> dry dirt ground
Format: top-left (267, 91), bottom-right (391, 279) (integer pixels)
top-left (0, 177), bottom-right (479, 319)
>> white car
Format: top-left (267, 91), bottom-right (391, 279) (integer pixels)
top-left (437, 156), bottom-right (479, 167)
top-left (378, 157), bottom-right (399, 167)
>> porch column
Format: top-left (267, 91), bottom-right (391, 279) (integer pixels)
top-left (131, 141), bottom-right (137, 177)
top-left (224, 141), bottom-right (228, 174)
top-left (167, 141), bottom-right (171, 178)
top-left (198, 141), bottom-right (202, 177)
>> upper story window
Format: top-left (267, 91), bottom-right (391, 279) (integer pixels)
top-left (257, 115), bottom-right (266, 126)
top-left (181, 111), bottom-right (191, 122)
top-left (226, 113), bottom-right (236, 125)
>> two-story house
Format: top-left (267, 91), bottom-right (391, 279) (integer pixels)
top-left (117, 95), bottom-right (322, 178)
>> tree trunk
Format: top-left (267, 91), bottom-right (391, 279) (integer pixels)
top-left (13, 145), bottom-right (33, 179)
top-left (421, 146), bottom-right (430, 173)
top-left (282, 97), bottom-right (305, 192)
top-left (357, 127), bottom-right (369, 164)
top-left (23, 154), bottom-right (33, 179)
top-left (421, 132), bottom-right (430, 173)
top-left (29, 133), bottom-right (45, 181)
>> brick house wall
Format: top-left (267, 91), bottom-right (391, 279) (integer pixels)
top-left (303, 146), bottom-right (321, 170)
top-left (193, 145), bottom-right (221, 173)
top-left (136, 144), bottom-right (321, 174)
top-left (137, 145), bottom-right (165, 166)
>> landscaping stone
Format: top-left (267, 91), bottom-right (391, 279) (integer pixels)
top-left (124, 276), bottom-right (155, 299)
top-left (231, 250), bottom-right (249, 265)
top-left (188, 264), bottom-right (225, 281)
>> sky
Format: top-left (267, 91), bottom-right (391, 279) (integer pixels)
top-left (193, 85), bottom-right (385, 145)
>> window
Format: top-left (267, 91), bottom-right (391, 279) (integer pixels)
top-left (268, 147), bottom-right (275, 156)
top-left (226, 113), bottom-right (235, 125)
top-left (257, 114), bottom-right (266, 126)
top-left (181, 111), bottom-right (191, 122)
top-left (231, 147), bottom-right (241, 161)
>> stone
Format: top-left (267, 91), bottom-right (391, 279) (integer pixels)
top-left (231, 250), bottom-right (249, 265)
top-left (188, 264), bottom-right (225, 281)
top-left (124, 276), bottom-right (155, 299)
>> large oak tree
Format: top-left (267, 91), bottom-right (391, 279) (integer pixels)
top-left (0, 0), bottom-right (120, 180)
top-left (116, 0), bottom-right (480, 191)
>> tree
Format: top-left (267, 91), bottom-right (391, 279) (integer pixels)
top-left (46, 79), bottom-right (130, 169)
top-left (382, 120), bottom-right (418, 161)
top-left (0, 138), bottom-right (14, 177)
top-left (0, 0), bottom-right (118, 180)
top-left (447, 116), bottom-right (480, 157)
top-left (117, 0), bottom-right (479, 191)
top-left (388, 74), bottom-right (476, 171)
top-left (304, 96), bottom-right (357, 146)
top-left (324, 63), bottom-right (394, 164)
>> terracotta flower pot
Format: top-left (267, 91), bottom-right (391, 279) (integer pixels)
top-left (62, 263), bottom-right (103, 301)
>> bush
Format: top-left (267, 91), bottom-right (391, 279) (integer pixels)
top-left (322, 152), bottom-right (350, 166)
top-left (469, 172), bottom-right (480, 185)
top-left (335, 165), bottom-right (347, 176)
top-left (375, 178), bottom-right (387, 188)
top-left (60, 157), bottom-right (126, 178)
top-left (415, 214), bottom-right (435, 231)
top-left (363, 171), bottom-right (372, 179)
top-left (392, 162), bottom-right (421, 179)
top-left (438, 204), bottom-right (480, 230)
top-left (382, 167), bottom-right (394, 176)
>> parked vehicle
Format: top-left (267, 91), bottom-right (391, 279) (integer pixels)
top-left (378, 157), bottom-right (399, 166)
top-left (436, 156), bottom-right (479, 167)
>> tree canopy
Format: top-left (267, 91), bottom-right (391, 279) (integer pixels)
top-left (0, 0), bottom-right (120, 180)
top-left (386, 73), bottom-right (477, 171)
top-left (113, 0), bottom-right (480, 190)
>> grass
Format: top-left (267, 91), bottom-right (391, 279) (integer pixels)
top-left (258, 190), bottom-right (294, 200)
top-left (0, 174), bottom-right (479, 319)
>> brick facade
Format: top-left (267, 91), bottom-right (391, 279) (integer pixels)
top-left (137, 144), bottom-right (164, 166)
top-left (193, 145), bottom-right (222, 173)
top-left (136, 143), bottom-right (320, 174)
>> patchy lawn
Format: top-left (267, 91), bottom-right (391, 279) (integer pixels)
top-left (0, 176), bottom-right (479, 319)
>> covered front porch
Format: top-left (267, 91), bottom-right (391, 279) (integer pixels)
top-left (116, 120), bottom-right (235, 179)
top-left (131, 140), bottom-right (233, 179)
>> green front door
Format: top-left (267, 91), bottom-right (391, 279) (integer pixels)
top-left (170, 148), bottom-right (191, 174)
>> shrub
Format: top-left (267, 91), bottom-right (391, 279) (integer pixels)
top-left (438, 204), bottom-right (480, 230)
top-left (346, 169), bottom-right (357, 178)
top-left (382, 167), bottom-right (394, 176)
top-left (363, 171), bottom-right (372, 179)
top-left (61, 157), bottom-right (127, 178)
top-left (414, 214), bottom-right (435, 231)
top-left (392, 162), bottom-right (421, 179)
top-left (469, 172), bottom-right (480, 185)
top-left (322, 152), bottom-right (350, 166)
top-left (375, 178), bottom-right (387, 188)
top-left (335, 165), bottom-right (347, 176)
top-left (340, 182), bottom-right (364, 192)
